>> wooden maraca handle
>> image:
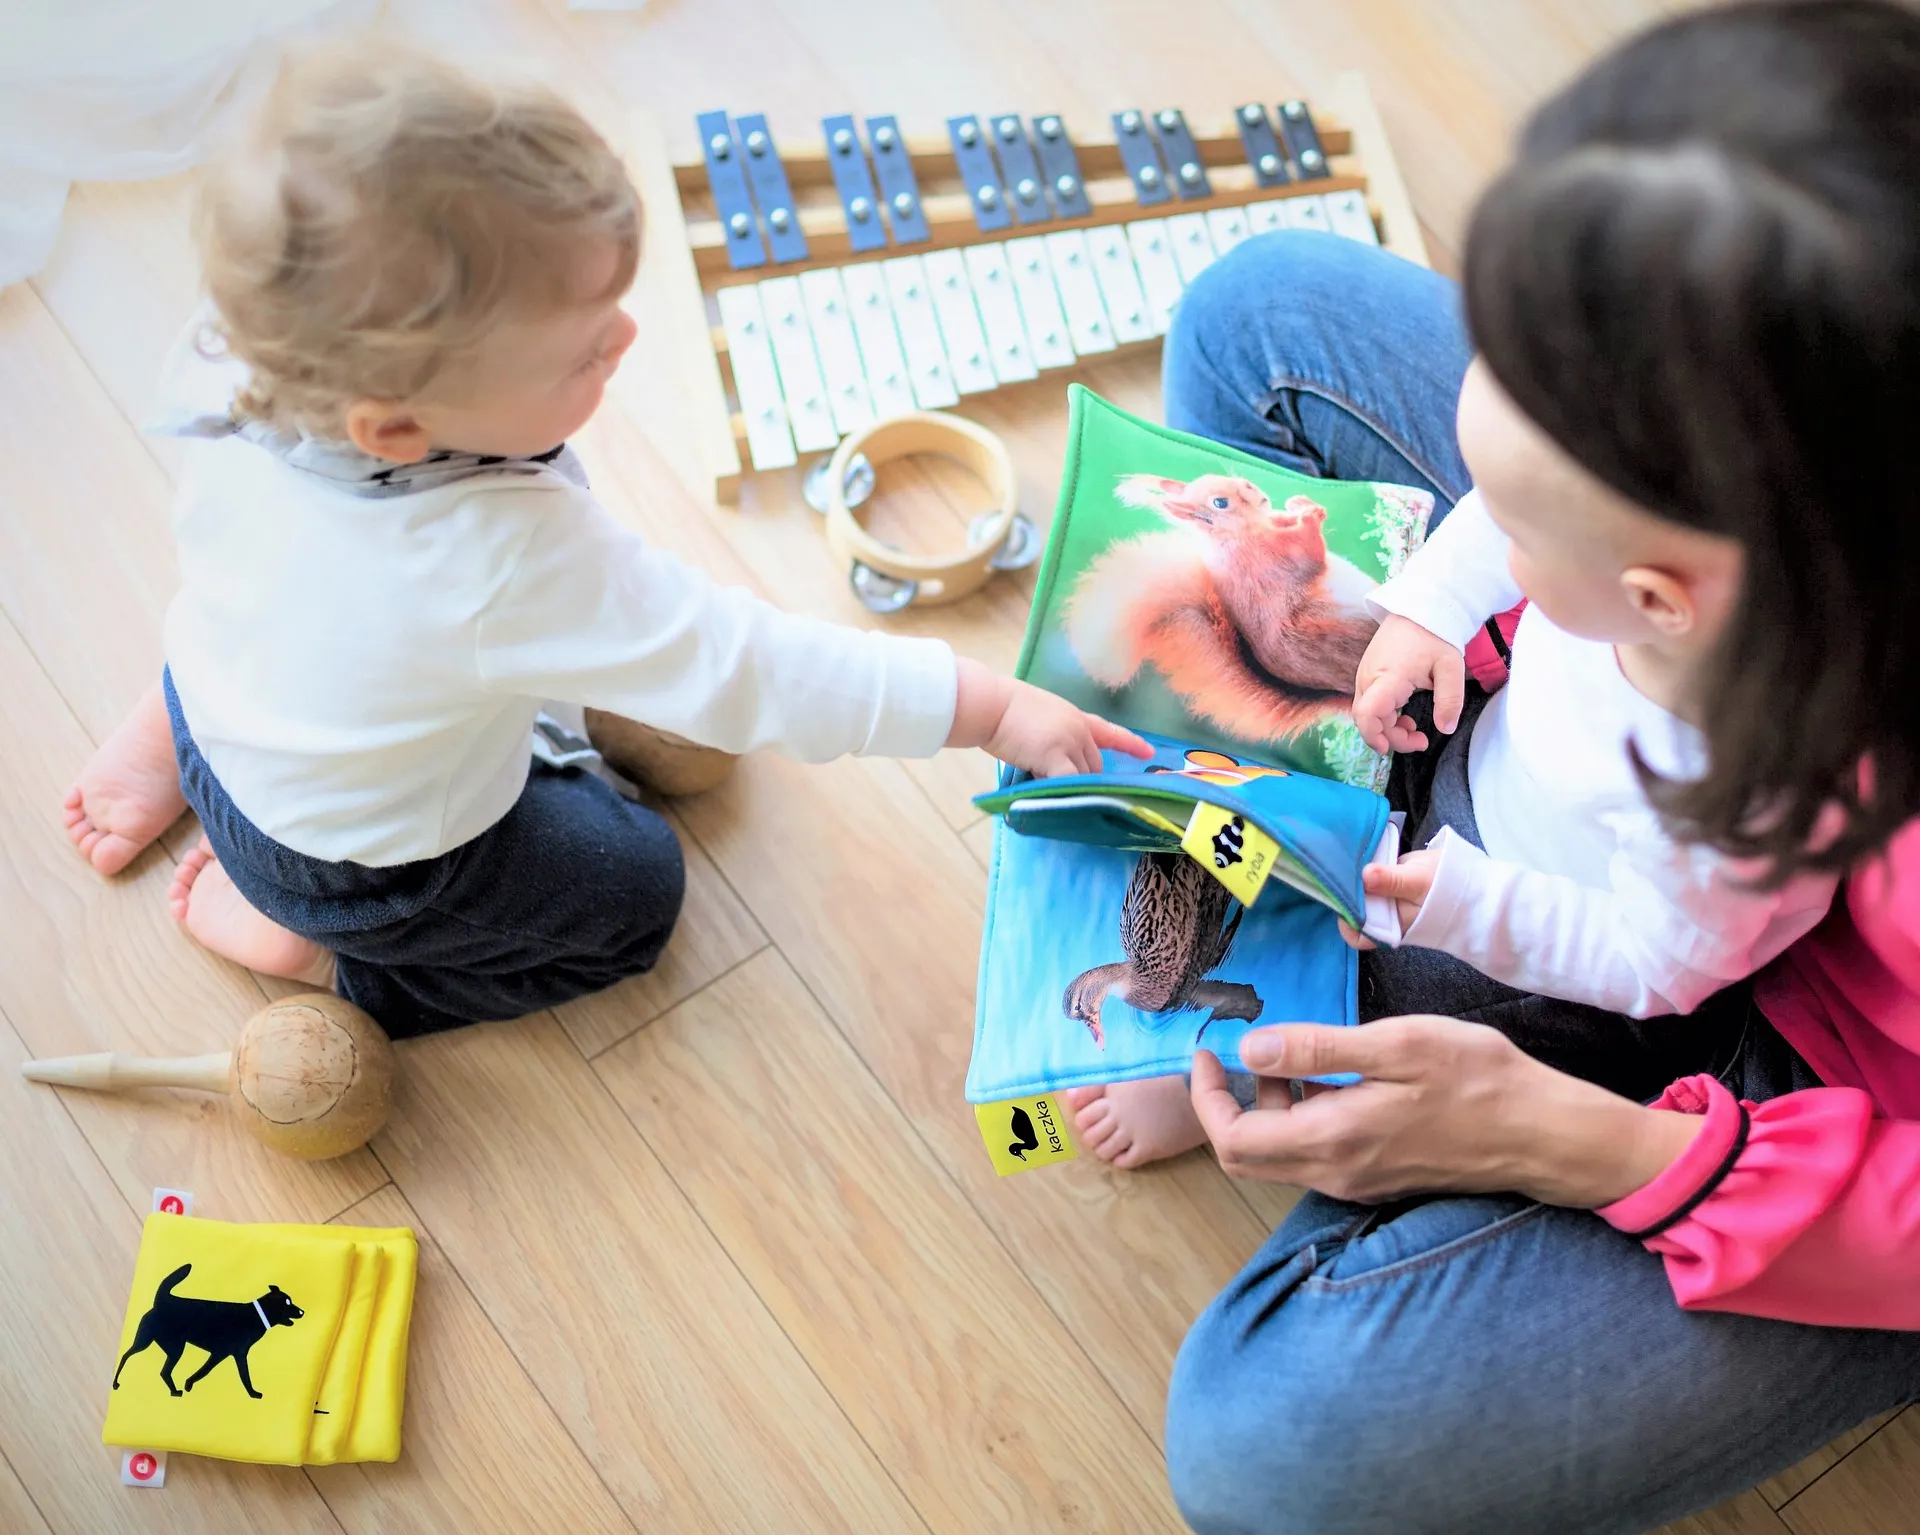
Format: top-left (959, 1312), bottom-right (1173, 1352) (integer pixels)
top-left (20, 1050), bottom-right (232, 1094)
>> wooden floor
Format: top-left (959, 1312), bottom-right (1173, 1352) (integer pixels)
top-left (2, 1), bottom-right (1912, 1530)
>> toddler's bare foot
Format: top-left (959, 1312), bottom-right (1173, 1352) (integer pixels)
top-left (63, 681), bottom-right (188, 875)
top-left (1066, 1075), bottom-right (1208, 1169)
top-left (169, 838), bottom-right (332, 986)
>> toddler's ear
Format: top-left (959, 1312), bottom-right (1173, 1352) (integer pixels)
top-left (345, 400), bottom-right (434, 464)
top-left (1621, 565), bottom-right (1696, 637)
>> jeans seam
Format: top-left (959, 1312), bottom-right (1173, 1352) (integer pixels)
top-left (1261, 370), bottom-right (1470, 506)
top-left (1299, 1200), bottom-right (1555, 1294)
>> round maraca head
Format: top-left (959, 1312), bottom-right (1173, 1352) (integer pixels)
top-left (232, 994), bottom-right (394, 1159)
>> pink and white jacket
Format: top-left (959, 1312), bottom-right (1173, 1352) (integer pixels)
top-left (1597, 819), bottom-right (1920, 1329)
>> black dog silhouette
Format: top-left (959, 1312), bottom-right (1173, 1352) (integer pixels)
top-left (1008, 1105), bottom-right (1042, 1161)
top-left (112, 1263), bottom-right (303, 1400)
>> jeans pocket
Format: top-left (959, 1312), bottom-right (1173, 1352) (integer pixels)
top-left (1308, 1194), bottom-right (1546, 1290)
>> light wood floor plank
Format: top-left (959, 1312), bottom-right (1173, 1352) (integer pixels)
top-left (1760, 1412), bottom-right (1901, 1510)
top-left (371, 1013), bottom-right (924, 1532)
top-left (307, 1186), bottom-right (634, 1535)
top-left (0, 1009), bottom-right (344, 1533)
top-left (0, 604), bottom-right (385, 1222)
top-left (0, 284), bottom-right (175, 742)
top-left (0, 1451), bottom-right (53, 1535)
top-left (1661, 1489), bottom-right (1795, 1535)
top-left (1780, 1407), bottom-right (1920, 1535)
top-left (597, 948), bottom-right (1181, 1532)
top-left (678, 750), bottom-right (1274, 1438)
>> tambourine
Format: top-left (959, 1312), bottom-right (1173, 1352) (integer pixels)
top-left (802, 411), bottom-right (1041, 612)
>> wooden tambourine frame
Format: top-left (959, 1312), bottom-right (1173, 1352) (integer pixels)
top-left (821, 412), bottom-right (1019, 608)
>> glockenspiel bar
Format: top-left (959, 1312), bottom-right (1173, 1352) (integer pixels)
top-left (1044, 230), bottom-right (1116, 357)
top-left (1167, 211), bottom-right (1219, 284)
top-left (1205, 205), bottom-right (1253, 258)
top-left (759, 275), bottom-right (838, 454)
top-left (1087, 225), bottom-right (1154, 344)
top-left (1004, 235), bottom-right (1077, 370)
top-left (1125, 218), bottom-right (1185, 335)
top-left (882, 255), bottom-right (961, 409)
top-left (716, 284), bottom-right (797, 470)
top-left (1322, 188), bottom-right (1379, 244)
top-left (1245, 199), bottom-right (1289, 236)
top-left (799, 268), bottom-right (876, 437)
top-left (923, 249), bottom-right (999, 395)
top-left (841, 263), bottom-right (920, 418)
top-left (1284, 195), bottom-right (1334, 233)
top-left (961, 243), bottom-right (1039, 385)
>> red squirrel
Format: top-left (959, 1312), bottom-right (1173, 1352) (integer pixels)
top-left (1062, 473), bottom-right (1380, 743)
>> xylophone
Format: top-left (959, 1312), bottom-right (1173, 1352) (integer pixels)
top-left (641, 74), bottom-right (1426, 506)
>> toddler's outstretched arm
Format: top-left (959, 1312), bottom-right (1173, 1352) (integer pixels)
top-left (948, 657), bottom-right (1150, 778)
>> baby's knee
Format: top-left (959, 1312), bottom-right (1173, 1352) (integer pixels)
top-left (1166, 228), bottom-right (1363, 370)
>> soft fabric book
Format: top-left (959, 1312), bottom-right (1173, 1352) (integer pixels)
top-left (967, 387), bottom-right (1433, 1171)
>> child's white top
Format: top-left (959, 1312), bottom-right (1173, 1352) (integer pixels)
top-left (1369, 490), bottom-right (1836, 1018)
top-left (154, 326), bottom-right (957, 867)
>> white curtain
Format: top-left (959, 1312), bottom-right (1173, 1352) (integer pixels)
top-left (0, 0), bottom-right (377, 288)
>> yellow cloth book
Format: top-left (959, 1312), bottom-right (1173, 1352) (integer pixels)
top-left (104, 1213), bottom-right (417, 1466)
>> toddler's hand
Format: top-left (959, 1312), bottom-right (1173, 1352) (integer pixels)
top-left (1339, 849), bottom-right (1441, 950)
top-left (1353, 615), bottom-right (1466, 755)
top-left (950, 659), bottom-right (1151, 778)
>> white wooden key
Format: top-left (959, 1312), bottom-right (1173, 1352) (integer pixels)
top-left (1126, 218), bottom-right (1185, 335)
top-left (1086, 225), bottom-right (1154, 344)
top-left (716, 284), bottom-right (796, 471)
top-left (962, 243), bottom-right (1038, 384)
top-left (1323, 188), bottom-right (1380, 244)
top-left (758, 276), bottom-right (837, 454)
top-left (1167, 212), bottom-right (1219, 285)
top-left (799, 269), bottom-right (875, 437)
top-left (1005, 236), bottom-right (1077, 369)
top-left (840, 263), bottom-right (919, 418)
top-left (1205, 206), bottom-right (1253, 258)
top-left (1044, 230), bottom-right (1116, 355)
top-left (1283, 195), bottom-right (1335, 233)
top-left (922, 249), bottom-right (998, 394)
top-left (1246, 199), bottom-right (1290, 235)
top-left (882, 256), bottom-right (960, 409)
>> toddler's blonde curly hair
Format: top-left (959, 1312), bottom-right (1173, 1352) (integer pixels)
top-left (197, 40), bottom-right (641, 434)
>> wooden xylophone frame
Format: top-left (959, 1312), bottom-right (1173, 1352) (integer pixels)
top-left (637, 73), bottom-right (1426, 504)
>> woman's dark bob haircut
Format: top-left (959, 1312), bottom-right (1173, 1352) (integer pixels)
top-left (1464, 0), bottom-right (1920, 881)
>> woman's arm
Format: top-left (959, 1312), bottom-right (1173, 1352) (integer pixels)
top-left (1195, 1019), bottom-right (1920, 1329)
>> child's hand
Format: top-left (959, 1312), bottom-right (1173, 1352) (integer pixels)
top-left (950, 659), bottom-right (1151, 777)
top-left (1353, 615), bottom-right (1466, 755)
top-left (1339, 849), bottom-right (1441, 950)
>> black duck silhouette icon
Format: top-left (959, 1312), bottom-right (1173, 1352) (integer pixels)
top-left (112, 1264), bottom-right (303, 1400)
top-left (1007, 1105), bottom-right (1042, 1161)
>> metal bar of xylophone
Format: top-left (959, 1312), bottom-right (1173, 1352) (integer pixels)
top-left (643, 73), bottom-right (1427, 503)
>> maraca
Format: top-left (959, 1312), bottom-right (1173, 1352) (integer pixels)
top-left (20, 993), bottom-right (394, 1160)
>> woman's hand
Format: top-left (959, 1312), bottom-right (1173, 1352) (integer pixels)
top-left (1191, 1017), bottom-right (1705, 1207)
top-left (1353, 614), bottom-right (1466, 755)
top-left (949, 657), bottom-right (1151, 777)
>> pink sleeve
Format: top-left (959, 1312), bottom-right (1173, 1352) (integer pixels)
top-left (1596, 1074), bottom-right (1920, 1328)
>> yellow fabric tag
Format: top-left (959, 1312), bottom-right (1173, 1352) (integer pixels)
top-left (103, 1215), bottom-right (418, 1466)
top-left (105, 1214), bottom-right (353, 1465)
top-left (975, 1095), bottom-right (1078, 1175)
top-left (1181, 801), bottom-right (1279, 906)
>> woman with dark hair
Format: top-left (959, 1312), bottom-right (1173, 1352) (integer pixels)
top-left (1123, 4), bottom-right (1920, 1529)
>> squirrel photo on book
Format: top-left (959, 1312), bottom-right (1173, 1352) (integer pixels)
top-left (967, 388), bottom-right (1434, 1145)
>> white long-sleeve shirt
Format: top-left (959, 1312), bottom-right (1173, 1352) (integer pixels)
top-left (155, 328), bottom-right (957, 866)
top-left (1370, 490), bottom-right (1835, 1018)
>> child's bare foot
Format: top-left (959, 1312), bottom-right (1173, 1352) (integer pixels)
top-left (63, 681), bottom-right (187, 875)
top-left (1066, 1076), bottom-right (1209, 1169)
top-left (169, 838), bottom-right (332, 986)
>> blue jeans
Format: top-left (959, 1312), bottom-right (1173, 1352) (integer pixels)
top-left (1159, 231), bottom-right (1920, 1534)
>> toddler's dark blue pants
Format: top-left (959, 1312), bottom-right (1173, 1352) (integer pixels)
top-left (165, 670), bottom-right (684, 1038)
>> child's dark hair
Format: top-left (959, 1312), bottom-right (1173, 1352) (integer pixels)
top-left (1464, 0), bottom-right (1920, 881)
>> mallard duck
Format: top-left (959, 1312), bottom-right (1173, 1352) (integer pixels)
top-left (1063, 852), bottom-right (1264, 1047)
